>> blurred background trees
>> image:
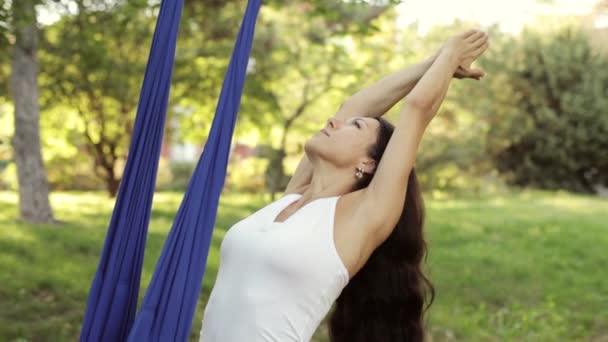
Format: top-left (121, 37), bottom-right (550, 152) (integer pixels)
top-left (489, 27), bottom-right (608, 193)
top-left (1, 0), bottom-right (607, 208)
top-left (1, 1), bottom-right (607, 340)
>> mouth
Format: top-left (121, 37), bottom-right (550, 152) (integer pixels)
top-left (321, 129), bottom-right (330, 137)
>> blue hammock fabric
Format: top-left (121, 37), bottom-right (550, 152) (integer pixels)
top-left (128, 0), bottom-right (261, 340)
top-left (80, 0), bottom-right (262, 340)
top-left (79, 0), bottom-right (185, 340)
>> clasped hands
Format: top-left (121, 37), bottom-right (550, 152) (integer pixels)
top-left (436, 29), bottom-right (490, 80)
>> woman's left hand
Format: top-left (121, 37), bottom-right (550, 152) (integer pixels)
top-left (453, 64), bottom-right (485, 80)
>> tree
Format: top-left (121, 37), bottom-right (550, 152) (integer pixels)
top-left (13, 0), bottom-right (400, 198)
top-left (460, 25), bottom-right (608, 194)
top-left (493, 27), bottom-right (608, 193)
top-left (242, 2), bottom-right (395, 199)
top-left (9, 0), bottom-right (55, 223)
top-left (41, 0), bottom-right (156, 197)
top-left (167, 0), bottom-right (398, 198)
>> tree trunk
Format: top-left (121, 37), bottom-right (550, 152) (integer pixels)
top-left (10, 0), bottom-right (55, 224)
top-left (106, 173), bottom-right (120, 198)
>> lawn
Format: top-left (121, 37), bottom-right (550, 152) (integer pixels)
top-left (0, 188), bottom-right (606, 341)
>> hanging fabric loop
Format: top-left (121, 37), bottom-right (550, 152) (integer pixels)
top-left (80, 0), bottom-right (262, 341)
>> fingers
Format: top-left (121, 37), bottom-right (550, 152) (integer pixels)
top-left (469, 68), bottom-right (486, 78)
top-left (460, 29), bottom-right (479, 39)
top-left (473, 34), bottom-right (489, 49)
top-left (465, 30), bottom-right (486, 43)
top-left (470, 40), bottom-right (490, 58)
top-left (466, 30), bottom-right (487, 45)
top-left (460, 66), bottom-right (486, 78)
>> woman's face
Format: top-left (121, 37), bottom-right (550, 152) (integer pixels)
top-left (305, 116), bottom-right (380, 171)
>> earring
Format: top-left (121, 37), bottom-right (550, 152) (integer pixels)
top-left (355, 167), bottom-right (363, 179)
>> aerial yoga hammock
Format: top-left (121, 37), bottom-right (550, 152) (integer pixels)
top-left (79, 0), bottom-right (262, 340)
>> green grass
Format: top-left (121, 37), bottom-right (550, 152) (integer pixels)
top-left (0, 189), bottom-right (606, 341)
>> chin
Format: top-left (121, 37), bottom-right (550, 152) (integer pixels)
top-left (304, 137), bottom-right (324, 158)
top-left (303, 138), bottom-right (315, 154)
top-left (306, 138), bottom-right (337, 163)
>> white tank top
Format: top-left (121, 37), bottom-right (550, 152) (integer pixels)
top-left (199, 193), bottom-right (350, 342)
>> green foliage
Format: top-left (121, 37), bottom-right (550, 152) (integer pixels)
top-left (387, 21), bottom-right (503, 192)
top-left (481, 27), bottom-right (608, 193)
top-left (0, 103), bottom-right (12, 190)
top-left (234, 2), bottom-right (398, 194)
top-left (0, 1), bottom-right (10, 96)
top-left (227, 157), bottom-right (267, 192)
top-left (0, 1), bottom-right (9, 47)
top-left (26, 0), bottom-right (402, 193)
top-left (3, 0), bottom-right (605, 196)
top-left (163, 161), bottom-right (196, 191)
top-left (428, 23), bottom-right (608, 194)
top-left (38, 0), bottom-right (157, 194)
top-left (0, 189), bottom-right (606, 340)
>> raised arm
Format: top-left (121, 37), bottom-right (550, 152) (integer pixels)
top-left (284, 33), bottom-right (486, 195)
top-left (335, 55), bottom-right (437, 119)
top-left (364, 30), bottom-right (489, 240)
top-left (284, 58), bottom-right (437, 194)
top-left (284, 57), bottom-right (437, 194)
top-left (336, 48), bottom-right (485, 121)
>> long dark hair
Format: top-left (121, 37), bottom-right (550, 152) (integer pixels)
top-left (328, 116), bottom-right (435, 342)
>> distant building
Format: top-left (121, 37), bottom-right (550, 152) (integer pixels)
top-left (160, 114), bottom-right (257, 164)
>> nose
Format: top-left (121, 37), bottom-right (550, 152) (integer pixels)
top-left (327, 117), bottom-right (340, 130)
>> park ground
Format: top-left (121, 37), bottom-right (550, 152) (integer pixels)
top-left (0, 188), bottom-right (607, 341)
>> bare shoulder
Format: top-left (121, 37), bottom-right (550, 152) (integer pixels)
top-left (334, 188), bottom-right (384, 279)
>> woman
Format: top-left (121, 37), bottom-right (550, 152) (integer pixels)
top-left (199, 29), bottom-right (489, 342)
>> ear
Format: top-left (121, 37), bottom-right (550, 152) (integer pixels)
top-left (361, 158), bottom-right (377, 174)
